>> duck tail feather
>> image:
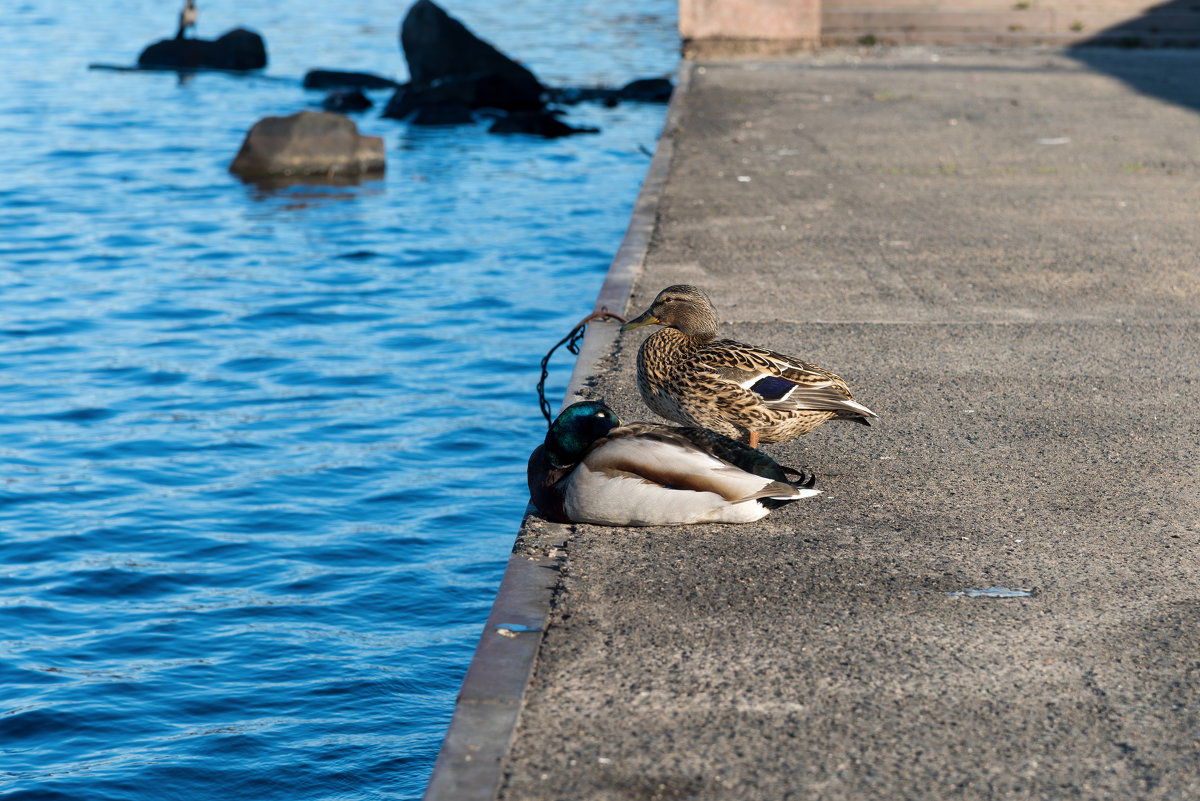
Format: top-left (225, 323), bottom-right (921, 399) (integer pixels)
top-left (781, 466), bottom-right (817, 488)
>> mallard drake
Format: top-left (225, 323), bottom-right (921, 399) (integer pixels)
top-left (621, 285), bottom-right (877, 447)
top-left (527, 401), bottom-right (820, 526)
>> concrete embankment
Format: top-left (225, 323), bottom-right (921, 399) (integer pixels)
top-left (431, 47), bottom-right (1200, 800)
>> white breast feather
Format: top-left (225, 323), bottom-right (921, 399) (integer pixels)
top-left (561, 436), bottom-right (820, 526)
top-left (562, 465), bottom-right (770, 525)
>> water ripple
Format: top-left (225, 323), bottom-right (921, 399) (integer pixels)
top-left (0, 0), bottom-right (677, 798)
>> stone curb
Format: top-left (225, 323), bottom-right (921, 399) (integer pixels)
top-left (420, 60), bottom-right (694, 801)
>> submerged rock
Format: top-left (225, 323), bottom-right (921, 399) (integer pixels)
top-left (137, 28), bottom-right (267, 71)
top-left (545, 77), bottom-right (674, 107)
top-left (382, 72), bottom-right (540, 120)
top-left (617, 77), bottom-right (673, 103)
top-left (488, 110), bottom-right (599, 139)
top-left (322, 89), bottom-right (373, 113)
top-left (410, 104), bottom-right (475, 126)
top-left (303, 69), bottom-right (400, 90)
top-left (229, 111), bottom-right (384, 179)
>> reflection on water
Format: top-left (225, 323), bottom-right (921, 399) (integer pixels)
top-left (0, 1), bottom-right (676, 799)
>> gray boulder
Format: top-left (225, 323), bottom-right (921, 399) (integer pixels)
top-left (229, 112), bottom-right (384, 179)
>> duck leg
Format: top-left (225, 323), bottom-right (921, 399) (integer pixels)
top-left (748, 430), bottom-right (760, 449)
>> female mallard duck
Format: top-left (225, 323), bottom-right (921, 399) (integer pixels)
top-left (621, 285), bottom-right (877, 447)
top-left (527, 401), bottom-right (820, 526)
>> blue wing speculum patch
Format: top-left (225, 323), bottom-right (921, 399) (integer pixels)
top-left (749, 375), bottom-right (796, 401)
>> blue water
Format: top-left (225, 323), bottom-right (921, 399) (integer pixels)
top-left (0, 2), bottom-right (676, 798)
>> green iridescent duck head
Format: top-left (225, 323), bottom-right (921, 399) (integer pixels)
top-left (545, 401), bottom-right (622, 468)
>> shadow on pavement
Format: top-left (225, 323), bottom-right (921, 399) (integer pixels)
top-left (1067, 1), bottom-right (1200, 114)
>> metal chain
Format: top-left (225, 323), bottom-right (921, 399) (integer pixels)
top-left (537, 308), bottom-right (627, 427)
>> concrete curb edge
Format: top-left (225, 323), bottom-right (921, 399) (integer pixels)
top-left (421, 59), bottom-right (694, 801)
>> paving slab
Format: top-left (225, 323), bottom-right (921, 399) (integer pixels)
top-left (495, 47), bottom-right (1200, 800)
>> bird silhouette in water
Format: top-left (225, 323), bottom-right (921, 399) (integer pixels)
top-left (176, 0), bottom-right (197, 39)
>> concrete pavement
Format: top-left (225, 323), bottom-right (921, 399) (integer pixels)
top-left (468, 46), bottom-right (1200, 800)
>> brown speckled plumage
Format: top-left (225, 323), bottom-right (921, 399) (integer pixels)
top-left (621, 285), bottom-right (877, 445)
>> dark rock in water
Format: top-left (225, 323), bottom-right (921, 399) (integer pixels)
top-left (544, 86), bottom-right (589, 106)
top-left (303, 69), bottom-right (400, 90)
top-left (544, 77), bottom-right (674, 107)
top-left (618, 77), bottom-right (673, 103)
top-left (399, 0), bottom-right (543, 110)
top-left (229, 111), bottom-right (384, 179)
top-left (488, 110), bottom-right (599, 139)
top-left (323, 89), bottom-right (373, 113)
top-left (411, 104), bottom-right (475, 126)
top-left (138, 28), bottom-right (267, 71)
top-left (382, 73), bottom-right (540, 120)
top-left (382, 78), bottom-right (472, 119)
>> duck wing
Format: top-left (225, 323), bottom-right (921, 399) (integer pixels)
top-left (697, 340), bottom-right (877, 418)
top-left (587, 424), bottom-right (812, 502)
top-left (641, 425), bottom-right (815, 487)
